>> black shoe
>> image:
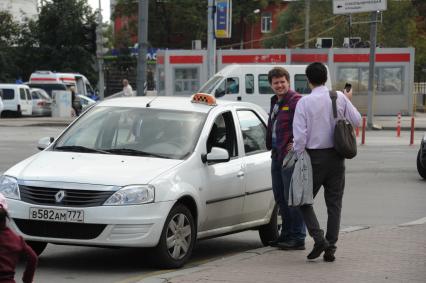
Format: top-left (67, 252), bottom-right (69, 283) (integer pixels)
top-left (277, 239), bottom-right (305, 250)
top-left (323, 247), bottom-right (336, 262)
top-left (307, 241), bottom-right (329, 260)
top-left (268, 235), bottom-right (287, 247)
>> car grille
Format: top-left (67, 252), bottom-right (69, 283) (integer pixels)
top-left (14, 219), bottom-right (106, 239)
top-left (19, 185), bottom-right (115, 207)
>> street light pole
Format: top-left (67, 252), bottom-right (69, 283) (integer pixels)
top-left (137, 0), bottom-right (149, 96)
top-left (96, 0), bottom-right (105, 100)
top-left (207, 0), bottom-right (216, 79)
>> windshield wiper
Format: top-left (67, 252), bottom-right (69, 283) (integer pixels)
top-left (105, 148), bottom-right (170, 159)
top-left (55, 145), bottom-right (110, 154)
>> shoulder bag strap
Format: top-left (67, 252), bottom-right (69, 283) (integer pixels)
top-left (329, 91), bottom-right (338, 119)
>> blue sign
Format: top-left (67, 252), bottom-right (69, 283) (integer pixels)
top-left (215, 0), bottom-right (232, 38)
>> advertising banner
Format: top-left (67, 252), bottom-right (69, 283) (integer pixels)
top-left (215, 0), bottom-right (232, 38)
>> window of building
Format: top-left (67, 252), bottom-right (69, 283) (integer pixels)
top-left (245, 74), bottom-right (254, 94)
top-left (261, 12), bottom-right (272, 33)
top-left (174, 67), bottom-right (199, 95)
top-left (236, 110), bottom-right (267, 155)
top-left (294, 74), bottom-right (311, 94)
top-left (337, 66), bottom-right (404, 95)
top-left (258, 74), bottom-right (273, 94)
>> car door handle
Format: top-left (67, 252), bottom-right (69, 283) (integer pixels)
top-left (237, 171), bottom-right (244, 178)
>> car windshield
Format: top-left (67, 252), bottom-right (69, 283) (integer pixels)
top-left (54, 106), bottom-right (207, 159)
top-left (198, 75), bottom-right (223, 94)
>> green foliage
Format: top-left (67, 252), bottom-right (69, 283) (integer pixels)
top-left (263, 0), bottom-right (426, 76)
top-left (37, 0), bottom-right (97, 82)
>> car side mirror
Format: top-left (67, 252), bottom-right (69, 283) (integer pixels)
top-left (37, 137), bottom-right (54, 150)
top-left (201, 147), bottom-right (230, 163)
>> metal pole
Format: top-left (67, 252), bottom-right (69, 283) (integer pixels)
top-left (137, 0), bottom-right (149, 96)
top-left (367, 11), bottom-right (377, 129)
top-left (207, 0), bottom-right (216, 79)
top-left (96, 0), bottom-right (105, 100)
top-left (304, 0), bottom-right (310, 48)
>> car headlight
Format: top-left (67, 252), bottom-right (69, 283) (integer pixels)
top-left (103, 185), bottom-right (155, 205)
top-left (0, 175), bottom-right (20, 200)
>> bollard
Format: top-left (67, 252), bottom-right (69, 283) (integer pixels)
top-left (396, 112), bottom-right (401, 137)
top-left (409, 116), bottom-right (415, 145)
top-left (361, 115), bottom-right (366, 145)
top-left (356, 126), bottom-right (359, 137)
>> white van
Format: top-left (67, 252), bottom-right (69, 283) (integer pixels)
top-left (28, 71), bottom-right (94, 97)
top-left (0, 84), bottom-right (33, 117)
top-left (198, 64), bottom-right (332, 112)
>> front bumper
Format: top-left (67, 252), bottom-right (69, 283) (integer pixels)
top-left (7, 198), bottom-right (174, 247)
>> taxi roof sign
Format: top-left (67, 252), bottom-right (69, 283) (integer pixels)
top-left (191, 93), bottom-right (217, 106)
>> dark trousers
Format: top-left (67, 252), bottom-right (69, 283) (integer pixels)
top-left (300, 148), bottom-right (345, 250)
top-left (271, 158), bottom-right (306, 241)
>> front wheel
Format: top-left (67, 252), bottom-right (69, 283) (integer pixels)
top-left (152, 204), bottom-right (196, 268)
top-left (417, 150), bottom-right (426, 179)
top-left (258, 205), bottom-right (281, 246)
top-left (26, 241), bottom-right (47, 256)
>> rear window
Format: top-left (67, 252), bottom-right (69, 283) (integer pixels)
top-left (0, 89), bottom-right (14, 100)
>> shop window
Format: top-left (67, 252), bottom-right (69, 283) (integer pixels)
top-left (174, 68), bottom-right (199, 95)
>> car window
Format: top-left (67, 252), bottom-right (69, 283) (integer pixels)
top-left (245, 74), bottom-right (254, 94)
top-left (236, 110), bottom-right (267, 155)
top-left (207, 111), bottom-right (238, 158)
top-left (20, 89), bottom-right (26, 100)
top-left (1, 89), bottom-right (14, 100)
top-left (31, 91), bottom-right (40, 99)
top-left (225, 77), bottom-right (239, 94)
top-left (55, 107), bottom-right (206, 160)
top-left (26, 89), bottom-right (32, 100)
top-left (258, 74), bottom-right (273, 94)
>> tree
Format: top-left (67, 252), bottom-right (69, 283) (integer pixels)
top-left (0, 11), bottom-right (21, 82)
top-left (263, 0), bottom-right (426, 77)
top-left (36, 0), bottom-right (98, 82)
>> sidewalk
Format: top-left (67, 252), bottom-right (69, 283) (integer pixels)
top-left (1, 113), bottom-right (426, 130)
top-left (140, 223), bottom-right (426, 283)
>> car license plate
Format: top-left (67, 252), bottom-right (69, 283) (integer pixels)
top-left (29, 207), bottom-right (84, 223)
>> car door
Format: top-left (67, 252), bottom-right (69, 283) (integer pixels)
top-left (235, 108), bottom-right (273, 223)
top-left (201, 110), bottom-right (245, 231)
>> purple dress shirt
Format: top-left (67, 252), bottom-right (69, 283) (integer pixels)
top-left (293, 85), bottom-right (362, 154)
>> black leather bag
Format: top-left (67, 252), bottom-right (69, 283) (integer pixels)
top-left (330, 91), bottom-right (357, 159)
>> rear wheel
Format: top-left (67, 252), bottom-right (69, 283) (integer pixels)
top-left (152, 204), bottom-right (196, 268)
top-left (258, 205), bottom-right (281, 246)
top-left (417, 150), bottom-right (426, 179)
top-left (26, 241), bottom-right (47, 256)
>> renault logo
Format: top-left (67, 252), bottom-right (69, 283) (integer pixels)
top-left (55, 190), bottom-right (66, 203)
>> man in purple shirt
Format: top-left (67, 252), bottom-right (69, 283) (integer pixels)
top-left (293, 62), bottom-right (361, 262)
top-left (266, 67), bottom-right (306, 250)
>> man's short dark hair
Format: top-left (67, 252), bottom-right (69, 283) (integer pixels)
top-left (268, 67), bottom-right (290, 84)
top-left (305, 62), bottom-right (328, 86)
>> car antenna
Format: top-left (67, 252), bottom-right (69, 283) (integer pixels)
top-left (146, 96), bottom-right (158, 108)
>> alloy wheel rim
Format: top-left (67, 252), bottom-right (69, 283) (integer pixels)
top-left (166, 213), bottom-right (192, 260)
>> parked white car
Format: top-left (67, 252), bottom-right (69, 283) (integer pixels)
top-left (0, 84), bottom-right (33, 117)
top-left (31, 88), bottom-right (52, 116)
top-left (0, 94), bottom-right (277, 268)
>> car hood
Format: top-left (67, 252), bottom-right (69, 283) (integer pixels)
top-left (8, 151), bottom-right (183, 186)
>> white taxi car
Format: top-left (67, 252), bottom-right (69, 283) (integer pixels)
top-left (0, 94), bottom-right (278, 268)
